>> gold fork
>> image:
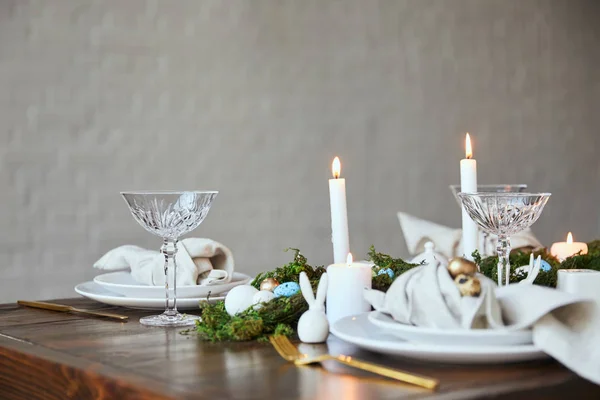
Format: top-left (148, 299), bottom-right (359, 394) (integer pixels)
top-left (269, 335), bottom-right (439, 390)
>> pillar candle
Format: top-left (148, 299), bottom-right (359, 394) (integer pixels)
top-left (326, 253), bottom-right (372, 328)
top-left (551, 232), bottom-right (588, 262)
top-left (557, 269), bottom-right (600, 304)
top-left (460, 133), bottom-right (478, 260)
top-left (329, 157), bottom-right (350, 264)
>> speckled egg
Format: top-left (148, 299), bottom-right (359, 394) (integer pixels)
top-left (540, 260), bottom-right (552, 272)
top-left (377, 268), bottom-right (395, 278)
top-left (273, 281), bottom-right (300, 298)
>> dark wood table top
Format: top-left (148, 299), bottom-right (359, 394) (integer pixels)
top-left (0, 298), bottom-right (599, 400)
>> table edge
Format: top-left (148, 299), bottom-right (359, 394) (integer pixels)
top-left (0, 333), bottom-right (177, 400)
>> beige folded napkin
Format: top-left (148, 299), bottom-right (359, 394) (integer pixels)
top-left (397, 212), bottom-right (543, 258)
top-left (365, 262), bottom-right (600, 384)
top-left (364, 260), bottom-right (504, 330)
top-left (94, 238), bottom-right (234, 287)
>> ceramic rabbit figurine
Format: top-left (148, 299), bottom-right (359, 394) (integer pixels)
top-left (518, 254), bottom-right (542, 285)
top-left (297, 271), bottom-right (329, 343)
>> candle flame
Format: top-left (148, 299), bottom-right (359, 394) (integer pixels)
top-left (346, 252), bottom-right (353, 266)
top-left (332, 157), bottom-right (341, 179)
top-left (567, 232), bottom-right (573, 244)
top-left (465, 133), bottom-right (473, 159)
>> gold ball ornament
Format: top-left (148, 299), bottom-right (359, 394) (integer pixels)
top-left (447, 257), bottom-right (478, 279)
top-left (259, 278), bottom-right (280, 292)
top-left (454, 274), bottom-right (481, 297)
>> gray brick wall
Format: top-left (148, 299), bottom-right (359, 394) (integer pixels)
top-left (0, 0), bottom-right (599, 302)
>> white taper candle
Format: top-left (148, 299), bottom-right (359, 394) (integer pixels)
top-left (460, 133), bottom-right (478, 260)
top-left (329, 157), bottom-right (350, 264)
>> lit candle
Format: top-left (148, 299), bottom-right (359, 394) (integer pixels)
top-left (329, 157), bottom-right (350, 264)
top-left (550, 232), bottom-right (588, 262)
top-left (460, 133), bottom-right (478, 260)
top-left (326, 253), bottom-right (372, 328)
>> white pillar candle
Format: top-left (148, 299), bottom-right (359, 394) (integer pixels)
top-left (460, 133), bottom-right (478, 260)
top-left (557, 269), bottom-right (600, 304)
top-left (326, 253), bottom-right (372, 328)
top-left (329, 157), bottom-right (350, 264)
top-left (550, 232), bottom-right (588, 262)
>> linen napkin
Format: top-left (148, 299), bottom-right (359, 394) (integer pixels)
top-left (364, 262), bottom-right (600, 385)
top-left (397, 212), bottom-right (543, 258)
top-left (498, 284), bottom-right (600, 384)
top-left (94, 238), bottom-right (234, 287)
top-left (364, 260), bottom-right (504, 330)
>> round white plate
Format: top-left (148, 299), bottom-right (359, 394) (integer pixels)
top-left (75, 281), bottom-right (224, 310)
top-left (94, 271), bottom-right (250, 299)
top-left (331, 313), bottom-right (548, 364)
top-left (368, 311), bottom-right (533, 346)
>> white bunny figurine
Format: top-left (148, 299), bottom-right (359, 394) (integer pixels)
top-left (518, 254), bottom-right (542, 285)
top-left (297, 271), bottom-right (329, 343)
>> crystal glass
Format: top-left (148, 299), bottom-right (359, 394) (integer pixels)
top-left (450, 184), bottom-right (528, 255)
top-left (449, 184), bottom-right (528, 204)
top-left (457, 192), bottom-right (550, 286)
top-left (121, 191), bottom-right (218, 327)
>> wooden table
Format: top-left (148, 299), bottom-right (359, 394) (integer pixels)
top-left (0, 298), bottom-right (598, 399)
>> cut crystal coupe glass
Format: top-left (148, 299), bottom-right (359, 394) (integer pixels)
top-left (121, 191), bottom-right (218, 327)
top-left (449, 184), bottom-right (528, 203)
top-left (450, 184), bottom-right (528, 255)
top-left (457, 192), bottom-right (550, 287)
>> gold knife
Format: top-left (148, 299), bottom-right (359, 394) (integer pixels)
top-left (17, 300), bottom-right (128, 321)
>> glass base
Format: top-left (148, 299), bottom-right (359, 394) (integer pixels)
top-left (140, 312), bottom-right (200, 327)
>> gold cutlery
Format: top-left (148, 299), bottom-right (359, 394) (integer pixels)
top-left (269, 335), bottom-right (439, 390)
top-left (17, 300), bottom-right (128, 321)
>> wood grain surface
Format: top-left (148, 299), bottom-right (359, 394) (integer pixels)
top-left (0, 298), bottom-right (599, 399)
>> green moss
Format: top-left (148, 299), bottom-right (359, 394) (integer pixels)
top-left (370, 241), bottom-right (600, 290)
top-left (196, 249), bottom-right (324, 342)
top-left (251, 248), bottom-right (326, 289)
top-left (474, 242), bottom-right (600, 287)
top-left (273, 323), bottom-right (294, 337)
top-left (368, 245), bottom-right (421, 291)
top-left (195, 241), bottom-right (600, 342)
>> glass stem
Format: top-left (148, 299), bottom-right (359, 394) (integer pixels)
top-left (161, 238), bottom-right (178, 316)
top-left (482, 231), bottom-right (488, 257)
top-left (496, 235), bottom-right (511, 286)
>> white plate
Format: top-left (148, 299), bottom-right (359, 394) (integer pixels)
top-left (331, 313), bottom-right (548, 364)
top-left (75, 281), bottom-right (224, 310)
top-left (94, 271), bottom-right (250, 299)
top-left (368, 311), bottom-right (533, 346)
